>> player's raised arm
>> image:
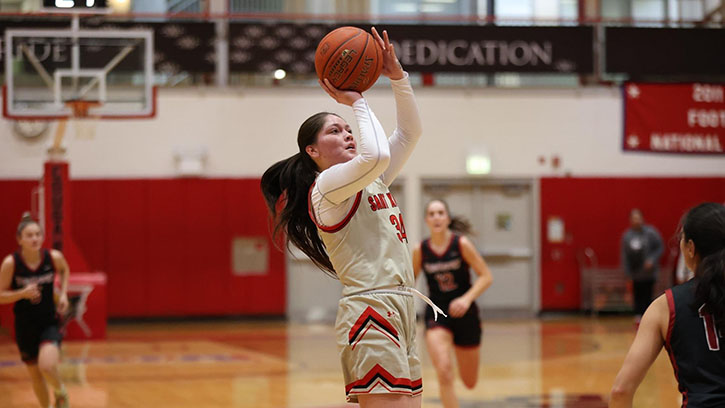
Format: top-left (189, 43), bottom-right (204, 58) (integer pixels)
top-left (369, 27), bottom-right (423, 186)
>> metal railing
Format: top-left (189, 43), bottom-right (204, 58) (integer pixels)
top-left (0, 0), bottom-right (721, 25)
top-left (168, 0), bottom-right (206, 14)
top-left (229, 0), bottom-right (284, 13)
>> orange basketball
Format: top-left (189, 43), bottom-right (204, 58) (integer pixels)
top-left (315, 27), bottom-right (383, 93)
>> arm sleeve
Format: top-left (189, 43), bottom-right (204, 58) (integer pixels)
top-left (310, 98), bottom-right (391, 227)
top-left (381, 73), bottom-right (423, 186)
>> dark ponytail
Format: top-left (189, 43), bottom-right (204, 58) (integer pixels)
top-left (260, 112), bottom-right (338, 277)
top-left (681, 202), bottom-right (725, 328)
top-left (449, 216), bottom-right (473, 236)
top-left (695, 248), bottom-right (725, 328)
top-left (426, 199), bottom-right (474, 236)
top-left (16, 211), bottom-right (40, 238)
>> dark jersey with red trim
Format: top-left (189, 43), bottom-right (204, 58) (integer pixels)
top-left (421, 235), bottom-right (472, 304)
top-left (665, 278), bottom-right (725, 408)
top-left (11, 249), bottom-right (57, 325)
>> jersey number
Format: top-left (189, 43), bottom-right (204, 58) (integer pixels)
top-left (434, 272), bottom-right (458, 292)
top-left (389, 213), bottom-right (408, 243)
top-left (699, 304), bottom-right (721, 351)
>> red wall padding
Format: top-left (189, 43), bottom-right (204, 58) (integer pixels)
top-left (1, 178), bottom-right (284, 318)
top-left (0, 180), bottom-right (38, 255)
top-left (6, 177), bottom-right (725, 316)
top-left (540, 177), bottom-right (725, 310)
top-left (70, 178), bottom-right (285, 317)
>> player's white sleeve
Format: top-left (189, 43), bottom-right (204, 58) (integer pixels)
top-left (310, 98), bottom-right (391, 227)
top-left (381, 73), bottom-right (422, 186)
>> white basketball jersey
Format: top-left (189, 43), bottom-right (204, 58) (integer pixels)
top-left (310, 178), bottom-right (414, 296)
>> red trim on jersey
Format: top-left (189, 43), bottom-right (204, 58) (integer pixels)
top-left (665, 289), bottom-right (688, 407)
top-left (307, 182), bottom-right (362, 233)
top-left (426, 234), bottom-right (456, 259)
top-left (353, 324), bottom-right (400, 350)
top-left (345, 364), bottom-right (422, 395)
top-left (666, 289), bottom-right (675, 346)
top-left (411, 378), bottom-right (423, 393)
top-left (15, 249), bottom-right (49, 274)
top-left (349, 306), bottom-right (399, 347)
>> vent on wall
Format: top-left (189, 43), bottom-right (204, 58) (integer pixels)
top-left (231, 236), bottom-right (268, 276)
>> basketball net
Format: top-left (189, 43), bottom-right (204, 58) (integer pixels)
top-left (66, 100), bottom-right (101, 141)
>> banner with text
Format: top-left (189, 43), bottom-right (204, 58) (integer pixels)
top-left (228, 23), bottom-right (594, 74)
top-left (623, 83), bottom-right (725, 155)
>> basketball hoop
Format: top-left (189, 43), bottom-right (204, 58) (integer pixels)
top-left (66, 100), bottom-right (101, 140)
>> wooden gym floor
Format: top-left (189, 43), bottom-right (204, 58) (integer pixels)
top-left (0, 317), bottom-right (680, 408)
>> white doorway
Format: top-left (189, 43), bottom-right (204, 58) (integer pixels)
top-left (421, 178), bottom-right (538, 315)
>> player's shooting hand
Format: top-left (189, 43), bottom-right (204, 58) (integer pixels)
top-left (371, 27), bottom-right (404, 81)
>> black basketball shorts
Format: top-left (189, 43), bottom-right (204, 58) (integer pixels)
top-left (424, 302), bottom-right (481, 347)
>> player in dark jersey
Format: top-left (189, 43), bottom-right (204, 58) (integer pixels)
top-left (412, 200), bottom-right (493, 408)
top-left (610, 202), bottom-right (725, 408)
top-left (0, 213), bottom-right (71, 408)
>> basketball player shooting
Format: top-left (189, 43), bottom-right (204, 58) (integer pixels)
top-left (261, 27), bottom-right (443, 408)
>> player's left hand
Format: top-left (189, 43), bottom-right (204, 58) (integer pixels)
top-left (371, 27), bottom-right (404, 81)
top-left (448, 296), bottom-right (471, 318)
top-left (56, 293), bottom-right (69, 315)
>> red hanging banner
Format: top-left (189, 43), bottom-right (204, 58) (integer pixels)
top-left (623, 83), bottom-right (725, 155)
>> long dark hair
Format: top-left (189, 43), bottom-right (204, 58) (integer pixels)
top-left (260, 112), bottom-right (338, 276)
top-left (680, 202), bottom-right (725, 328)
top-left (426, 199), bottom-right (474, 236)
